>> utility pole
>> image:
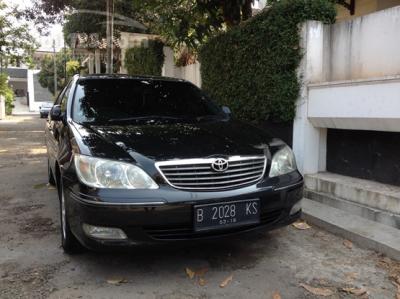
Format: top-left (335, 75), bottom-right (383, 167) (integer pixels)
top-left (106, 0), bottom-right (114, 74)
top-left (53, 39), bottom-right (57, 96)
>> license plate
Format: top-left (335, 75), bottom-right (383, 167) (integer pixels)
top-left (194, 199), bottom-right (260, 232)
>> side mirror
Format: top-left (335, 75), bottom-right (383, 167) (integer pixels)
top-left (222, 106), bottom-right (231, 115)
top-left (50, 105), bottom-right (63, 121)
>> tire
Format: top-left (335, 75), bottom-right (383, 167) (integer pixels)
top-left (58, 177), bottom-right (84, 254)
top-left (48, 159), bottom-right (56, 186)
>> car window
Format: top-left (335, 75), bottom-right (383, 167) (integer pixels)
top-left (72, 79), bottom-right (225, 124)
top-left (54, 88), bottom-right (66, 106)
top-left (60, 82), bottom-right (72, 113)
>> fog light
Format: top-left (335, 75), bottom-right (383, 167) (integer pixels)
top-left (82, 223), bottom-right (127, 240)
top-left (290, 200), bottom-right (302, 215)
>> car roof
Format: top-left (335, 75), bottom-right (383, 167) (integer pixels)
top-left (76, 74), bottom-right (186, 83)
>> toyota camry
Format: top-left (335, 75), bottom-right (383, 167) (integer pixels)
top-left (45, 74), bottom-right (303, 253)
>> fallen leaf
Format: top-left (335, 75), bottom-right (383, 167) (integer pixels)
top-left (219, 274), bottom-right (233, 288)
top-left (390, 275), bottom-right (400, 286)
top-left (341, 287), bottom-right (367, 296)
top-left (199, 278), bottom-right (206, 286)
top-left (185, 267), bottom-right (195, 279)
top-left (106, 278), bottom-right (127, 285)
top-left (299, 283), bottom-right (334, 297)
top-left (344, 272), bottom-right (358, 282)
top-left (195, 267), bottom-right (208, 278)
top-left (46, 183), bottom-right (56, 190)
top-left (272, 291), bottom-right (282, 299)
top-left (343, 239), bottom-right (353, 249)
top-left (33, 183), bottom-right (47, 189)
top-left (292, 220), bottom-right (311, 230)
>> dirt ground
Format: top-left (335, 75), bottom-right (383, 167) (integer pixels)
top-left (0, 115), bottom-right (399, 299)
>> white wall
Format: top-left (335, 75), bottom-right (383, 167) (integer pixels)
top-left (0, 95), bottom-right (5, 119)
top-left (27, 70), bottom-right (41, 112)
top-left (308, 76), bottom-right (400, 132)
top-left (161, 46), bottom-right (202, 87)
top-left (293, 6), bottom-right (400, 175)
top-left (319, 5), bottom-right (400, 82)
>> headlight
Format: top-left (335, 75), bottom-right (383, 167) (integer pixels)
top-left (74, 154), bottom-right (158, 189)
top-left (269, 145), bottom-right (297, 177)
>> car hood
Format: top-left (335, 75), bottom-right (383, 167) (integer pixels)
top-left (78, 119), bottom-right (273, 161)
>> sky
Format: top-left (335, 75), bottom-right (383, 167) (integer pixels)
top-left (9, 0), bottom-right (64, 51)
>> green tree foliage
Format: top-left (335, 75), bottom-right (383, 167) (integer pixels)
top-left (0, 0), bottom-right (38, 68)
top-left (0, 73), bottom-right (15, 114)
top-left (38, 49), bottom-right (76, 95)
top-left (131, 0), bottom-right (254, 51)
top-left (124, 40), bottom-right (165, 76)
top-left (199, 0), bottom-right (336, 123)
top-left (22, 0), bottom-right (254, 52)
top-left (66, 60), bottom-right (80, 76)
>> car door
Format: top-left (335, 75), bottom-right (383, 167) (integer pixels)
top-left (46, 82), bottom-right (72, 171)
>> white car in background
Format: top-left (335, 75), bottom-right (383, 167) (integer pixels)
top-left (39, 102), bottom-right (53, 118)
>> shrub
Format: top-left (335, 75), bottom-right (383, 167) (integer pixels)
top-left (198, 0), bottom-right (336, 122)
top-left (0, 73), bottom-right (15, 115)
top-left (124, 39), bottom-right (165, 76)
top-left (66, 60), bottom-right (81, 76)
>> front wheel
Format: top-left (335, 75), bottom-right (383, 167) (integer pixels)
top-left (58, 177), bottom-right (84, 254)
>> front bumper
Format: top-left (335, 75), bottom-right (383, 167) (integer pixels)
top-left (65, 180), bottom-right (303, 250)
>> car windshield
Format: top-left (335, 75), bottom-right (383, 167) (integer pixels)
top-left (72, 78), bottom-right (225, 124)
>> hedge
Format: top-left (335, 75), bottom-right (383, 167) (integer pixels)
top-left (124, 39), bottom-right (165, 76)
top-left (0, 73), bottom-right (14, 115)
top-left (198, 0), bottom-right (336, 122)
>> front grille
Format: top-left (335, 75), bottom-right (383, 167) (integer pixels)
top-left (144, 209), bottom-right (283, 240)
top-left (155, 156), bottom-right (266, 190)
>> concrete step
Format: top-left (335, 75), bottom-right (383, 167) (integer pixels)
top-left (302, 198), bottom-right (400, 261)
top-left (305, 172), bottom-right (400, 215)
top-left (305, 189), bottom-right (400, 229)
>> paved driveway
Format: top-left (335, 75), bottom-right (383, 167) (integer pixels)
top-left (0, 116), bottom-right (398, 299)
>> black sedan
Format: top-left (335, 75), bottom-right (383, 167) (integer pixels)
top-left (45, 74), bottom-right (303, 253)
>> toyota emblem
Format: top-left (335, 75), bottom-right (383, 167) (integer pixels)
top-left (211, 158), bottom-right (229, 172)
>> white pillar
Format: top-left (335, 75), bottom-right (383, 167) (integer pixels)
top-left (293, 21), bottom-right (327, 175)
top-left (0, 95), bottom-right (5, 119)
top-left (88, 54), bottom-right (94, 74)
top-left (162, 46), bottom-right (175, 77)
top-left (95, 50), bottom-right (101, 74)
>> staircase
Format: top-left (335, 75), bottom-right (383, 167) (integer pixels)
top-left (302, 172), bottom-right (400, 260)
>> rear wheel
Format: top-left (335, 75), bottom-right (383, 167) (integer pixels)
top-left (58, 176), bottom-right (84, 254)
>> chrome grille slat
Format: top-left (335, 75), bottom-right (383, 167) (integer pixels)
top-left (171, 174), bottom-right (261, 186)
top-left (162, 165), bottom-right (264, 176)
top-left (160, 166), bottom-right (211, 171)
top-left (168, 170), bottom-right (263, 181)
top-left (228, 161), bottom-right (265, 167)
top-left (156, 156), bottom-right (267, 190)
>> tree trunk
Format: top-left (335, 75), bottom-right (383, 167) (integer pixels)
top-left (241, 0), bottom-right (253, 21)
top-left (222, 1), bottom-right (241, 28)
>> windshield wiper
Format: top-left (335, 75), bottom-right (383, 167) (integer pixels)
top-left (108, 115), bottom-right (183, 122)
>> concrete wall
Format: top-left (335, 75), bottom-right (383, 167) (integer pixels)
top-left (161, 46), bottom-right (202, 87)
top-left (28, 70), bottom-right (42, 112)
top-left (0, 95), bottom-right (5, 119)
top-left (293, 5), bottom-right (400, 175)
top-left (320, 6), bottom-right (400, 82)
top-left (308, 76), bottom-right (400, 132)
